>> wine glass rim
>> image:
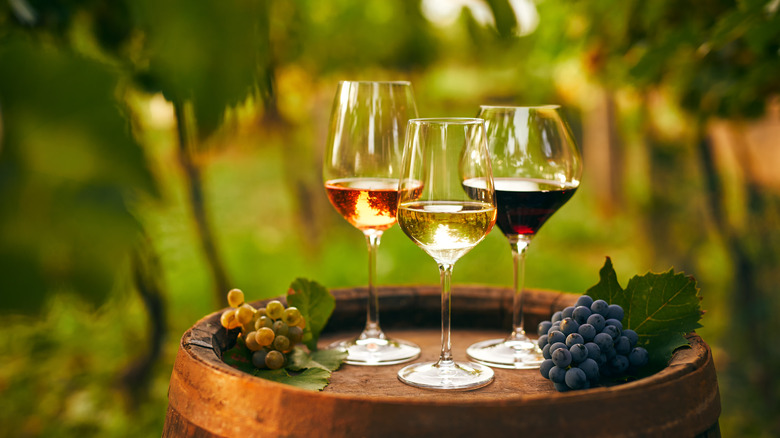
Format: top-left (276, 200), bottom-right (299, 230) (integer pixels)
top-left (338, 80), bottom-right (412, 85)
top-left (479, 104), bottom-right (561, 110)
top-left (409, 117), bottom-right (484, 125)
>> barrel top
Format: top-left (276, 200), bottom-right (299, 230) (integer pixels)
top-left (166, 285), bottom-right (721, 437)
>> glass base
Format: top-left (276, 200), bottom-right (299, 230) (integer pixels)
top-left (328, 337), bottom-right (420, 366)
top-left (466, 337), bottom-right (544, 370)
top-left (397, 360), bottom-right (494, 390)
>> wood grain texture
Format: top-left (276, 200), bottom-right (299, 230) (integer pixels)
top-left (163, 286), bottom-right (721, 438)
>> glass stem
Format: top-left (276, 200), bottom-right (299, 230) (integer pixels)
top-left (508, 236), bottom-right (531, 342)
top-left (360, 231), bottom-right (385, 340)
top-left (437, 263), bottom-right (455, 366)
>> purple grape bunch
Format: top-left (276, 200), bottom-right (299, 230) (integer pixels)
top-left (537, 295), bottom-right (649, 392)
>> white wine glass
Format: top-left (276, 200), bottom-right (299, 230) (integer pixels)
top-left (396, 118), bottom-right (497, 390)
top-left (323, 80), bottom-right (421, 365)
top-left (466, 105), bottom-right (582, 369)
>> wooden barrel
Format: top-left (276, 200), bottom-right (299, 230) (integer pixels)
top-left (163, 286), bottom-right (721, 438)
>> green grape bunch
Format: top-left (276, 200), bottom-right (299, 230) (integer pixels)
top-left (219, 288), bottom-right (306, 370)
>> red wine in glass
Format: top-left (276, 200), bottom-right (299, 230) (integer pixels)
top-left (466, 105), bottom-right (582, 370)
top-left (493, 177), bottom-right (578, 237)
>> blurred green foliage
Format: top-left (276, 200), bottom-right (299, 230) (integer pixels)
top-left (0, 39), bottom-right (155, 314)
top-left (1, 0), bottom-right (779, 437)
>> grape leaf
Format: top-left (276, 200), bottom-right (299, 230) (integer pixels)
top-left (586, 257), bottom-right (703, 369)
top-left (287, 278), bottom-right (335, 351)
top-left (287, 347), bottom-right (347, 372)
top-left (221, 336), bottom-right (254, 374)
top-left (222, 344), bottom-right (335, 391)
top-left (254, 368), bottom-right (334, 391)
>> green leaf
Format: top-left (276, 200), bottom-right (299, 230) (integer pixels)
top-left (222, 337), bottom-right (255, 374)
top-left (0, 39), bottom-right (157, 315)
top-left (287, 346), bottom-right (347, 372)
top-left (287, 278), bottom-right (335, 351)
top-left (130, 0), bottom-right (271, 139)
top-left (587, 257), bottom-right (624, 304)
top-left (223, 344), bottom-right (343, 391)
top-left (254, 368), bottom-right (333, 391)
top-left (586, 257), bottom-right (703, 369)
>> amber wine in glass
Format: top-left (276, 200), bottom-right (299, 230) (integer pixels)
top-left (323, 81), bottom-right (421, 365)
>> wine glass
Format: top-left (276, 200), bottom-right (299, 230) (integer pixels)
top-left (466, 105), bottom-right (582, 369)
top-left (323, 80), bottom-right (421, 366)
top-left (396, 118), bottom-right (497, 390)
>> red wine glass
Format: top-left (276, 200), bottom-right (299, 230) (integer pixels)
top-left (466, 105), bottom-right (582, 369)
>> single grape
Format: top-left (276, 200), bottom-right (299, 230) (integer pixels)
top-left (566, 333), bottom-right (584, 347)
top-left (585, 342), bottom-right (601, 361)
top-left (597, 353), bottom-right (608, 367)
top-left (607, 304), bottom-right (624, 321)
top-left (578, 323), bottom-right (596, 342)
top-left (295, 317), bottom-right (306, 329)
top-left (569, 344), bottom-right (588, 364)
top-left (255, 327), bottom-right (275, 347)
top-left (560, 317), bottom-right (580, 336)
top-left (561, 306), bottom-right (575, 319)
top-left (273, 335), bottom-right (291, 352)
top-left (549, 342), bottom-right (567, 355)
top-left (590, 299), bottom-right (609, 317)
top-left (538, 321), bottom-right (553, 336)
top-left (602, 325), bottom-right (621, 340)
top-left (615, 336), bottom-right (631, 355)
top-left (629, 347), bottom-right (649, 368)
top-left (244, 331), bottom-right (261, 351)
top-left (594, 332), bottom-right (614, 352)
top-left (252, 349), bottom-right (269, 369)
top-left (227, 288), bottom-right (245, 308)
top-left (586, 313), bottom-right (606, 332)
top-left (256, 308), bottom-right (267, 318)
top-left (265, 350), bottom-right (285, 370)
top-left (604, 345), bottom-right (617, 359)
top-left (548, 321), bottom-right (561, 334)
top-left (236, 304), bottom-right (256, 325)
top-left (265, 300), bottom-right (285, 320)
top-left (220, 309), bottom-right (241, 329)
top-left (538, 334), bottom-right (549, 349)
top-left (551, 311), bottom-right (563, 323)
top-left (287, 326), bottom-right (303, 345)
top-left (273, 320), bottom-right (290, 337)
top-left (552, 347), bottom-right (572, 368)
top-left (565, 367), bottom-right (588, 390)
top-left (578, 358), bottom-right (600, 382)
top-left (241, 322), bottom-right (255, 335)
top-left (609, 354), bottom-right (629, 374)
top-left (623, 329), bottom-right (639, 348)
top-left (283, 307), bottom-right (303, 326)
top-left (255, 315), bottom-right (274, 330)
top-left (572, 306), bottom-right (592, 324)
top-left (540, 359), bottom-right (555, 379)
top-left (553, 382), bottom-right (570, 392)
top-left (605, 318), bottom-right (623, 333)
top-left (548, 366), bottom-right (567, 384)
top-left (575, 295), bottom-right (594, 308)
top-left (547, 330), bottom-right (566, 345)
top-left (542, 343), bottom-right (552, 360)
